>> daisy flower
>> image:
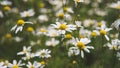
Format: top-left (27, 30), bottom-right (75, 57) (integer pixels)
top-left (68, 47), bottom-right (80, 57)
top-left (46, 28), bottom-right (60, 37)
top-left (111, 19), bottom-right (120, 31)
top-left (20, 9), bottom-right (35, 18)
top-left (8, 60), bottom-right (24, 68)
top-left (35, 49), bottom-right (51, 58)
top-left (105, 39), bottom-right (120, 50)
top-left (22, 53), bottom-right (35, 60)
top-left (46, 38), bottom-right (59, 47)
top-left (11, 19), bottom-right (33, 33)
top-left (38, 15), bottom-right (48, 23)
top-left (0, 0), bottom-right (12, 6)
top-left (98, 26), bottom-right (112, 41)
top-left (73, 38), bottom-right (94, 58)
top-left (74, 0), bottom-right (84, 6)
top-left (26, 61), bottom-right (41, 68)
top-left (0, 62), bottom-right (7, 68)
top-left (51, 21), bottom-right (76, 34)
top-left (109, 1), bottom-right (120, 9)
top-left (91, 30), bottom-right (100, 37)
top-left (17, 46), bottom-right (32, 55)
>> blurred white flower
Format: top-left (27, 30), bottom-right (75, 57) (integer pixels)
top-left (111, 19), bottom-right (120, 31)
top-left (0, 0), bottom-right (12, 5)
top-left (91, 30), bottom-right (100, 37)
top-left (68, 47), bottom-right (80, 57)
top-left (0, 11), bottom-right (4, 18)
top-left (27, 61), bottom-right (41, 68)
top-left (14, 36), bottom-right (23, 42)
top-left (0, 62), bottom-right (7, 68)
top-left (20, 9), bottom-right (35, 18)
top-left (38, 15), bottom-right (48, 23)
top-left (46, 38), bottom-right (59, 47)
top-left (8, 60), bottom-right (24, 68)
top-left (74, 0), bottom-right (84, 6)
top-left (35, 49), bottom-right (51, 58)
top-left (17, 46), bottom-right (32, 55)
top-left (105, 39), bottom-right (120, 50)
top-left (46, 28), bottom-right (60, 37)
top-left (109, 1), bottom-right (120, 9)
top-left (75, 21), bottom-right (83, 28)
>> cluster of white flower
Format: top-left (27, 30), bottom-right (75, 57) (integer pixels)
top-left (1, 0), bottom-right (120, 68)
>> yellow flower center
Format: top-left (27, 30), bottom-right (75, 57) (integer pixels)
top-left (27, 27), bottom-right (34, 32)
top-left (116, 5), bottom-right (120, 9)
top-left (97, 22), bottom-right (102, 27)
top-left (89, 21), bottom-right (94, 26)
top-left (63, 7), bottom-right (68, 12)
top-left (58, 13), bottom-right (64, 19)
top-left (40, 61), bottom-right (45, 65)
top-left (79, 35), bottom-right (85, 38)
top-left (41, 53), bottom-right (45, 56)
top-left (5, 33), bottom-right (12, 38)
top-left (59, 24), bottom-right (67, 30)
top-left (113, 45), bottom-right (117, 50)
top-left (40, 29), bottom-right (47, 32)
top-left (91, 32), bottom-right (97, 37)
top-left (17, 20), bottom-right (25, 25)
top-left (26, 12), bottom-right (30, 17)
top-left (50, 43), bottom-right (54, 46)
top-left (77, 42), bottom-right (85, 49)
top-left (23, 50), bottom-right (27, 53)
top-left (72, 60), bottom-right (77, 64)
top-left (12, 65), bottom-right (19, 68)
top-left (39, 3), bottom-right (45, 8)
top-left (100, 30), bottom-right (106, 35)
top-left (74, 0), bottom-right (80, 2)
top-left (30, 65), bottom-right (34, 68)
top-left (4, 6), bottom-right (11, 11)
top-left (65, 34), bottom-right (72, 39)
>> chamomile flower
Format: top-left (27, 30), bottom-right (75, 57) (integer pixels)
top-left (68, 47), bottom-right (80, 57)
top-left (46, 38), bottom-right (59, 47)
top-left (63, 7), bottom-right (74, 13)
top-left (38, 15), bottom-right (48, 23)
top-left (79, 28), bottom-right (91, 38)
top-left (91, 30), bottom-right (100, 37)
top-left (36, 27), bottom-right (47, 35)
top-left (0, 62), bottom-right (7, 68)
top-left (98, 26), bottom-right (112, 41)
top-left (83, 19), bottom-right (96, 28)
top-left (20, 9), bottom-right (35, 18)
top-left (22, 53), bottom-right (35, 60)
top-left (17, 46), bottom-right (32, 55)
top-left (51, 21), bottom-right (76, 34)
top-left (11, 19), bottom-right (33, 33)
top-left (74, 0), bottom-right (84, 6)
top-left (35, 49), bottom-right (51, 58)
top-left (73, 38), bottom-right (94, 58)
top-left (8, 60), bottom-right (24, 68)
top-left (111, 19), bottom-right (120, 31)
top-left (0, 0), bottom-right (12, 6)
top-left (75, 21), bottom-right (83, 28)
top-left (105, 39), bottom-right (120, 50)
top-left (109, 1), bottom-right (120, 9)
top-left (26, 61), bottom-right (41, 68)
top-left (46, 28), bottom-right (60, 37)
